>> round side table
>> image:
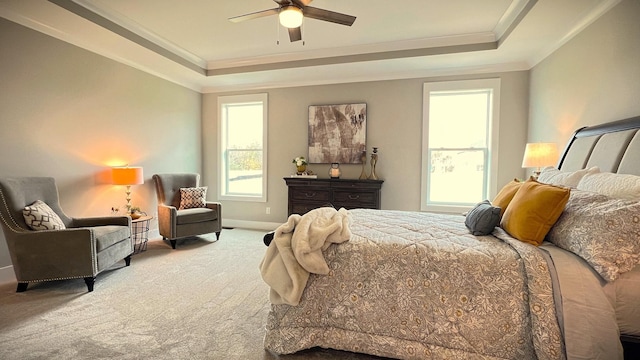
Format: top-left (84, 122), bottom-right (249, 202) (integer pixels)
top-left (131, 215), bottom-right (152, 254)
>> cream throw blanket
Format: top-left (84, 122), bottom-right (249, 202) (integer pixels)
top-left (259, 207), bottom-right (351, 306)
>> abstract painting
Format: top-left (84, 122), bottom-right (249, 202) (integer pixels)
top-left (308, 103), bottom-right (366, 164)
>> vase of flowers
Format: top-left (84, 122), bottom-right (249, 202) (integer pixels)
top-left (293, 156), bottom-right (308, 174)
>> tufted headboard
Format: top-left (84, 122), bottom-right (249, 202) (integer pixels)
top-left (557, 115), bottom-right (640, 175)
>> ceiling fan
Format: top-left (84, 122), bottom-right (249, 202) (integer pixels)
top-left (229, 0), bottom-right (356, 42)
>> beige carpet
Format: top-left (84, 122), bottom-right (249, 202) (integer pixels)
top-left (0, 229), bottom-right (385, 360)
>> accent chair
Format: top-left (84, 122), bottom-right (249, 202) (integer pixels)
top-left (0, 177), bottom-right (133, 292)
top-left (152, 173), bottom-right (222, 249)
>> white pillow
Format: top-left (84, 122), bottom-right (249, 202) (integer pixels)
top-left (577, 172), bottom-right (640, 199)
top-left (537, 166), bottom-right (600, 188)
top-left (23, 200), bottom-right (66, 230)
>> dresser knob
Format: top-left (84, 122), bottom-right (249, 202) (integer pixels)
top-left (305, 192), bottom-right (316, 198)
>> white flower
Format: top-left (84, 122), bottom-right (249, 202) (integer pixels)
top-left (292, 156), bottom-right (308, 166)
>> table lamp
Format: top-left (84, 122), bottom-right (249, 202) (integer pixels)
top-left (521, 143), bottom-right (559, 178)
top-left (112, 166), bottom-right (144, 214)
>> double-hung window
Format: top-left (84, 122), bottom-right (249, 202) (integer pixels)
top-left (218, 93), bottom-right (268, 202)
top-left (421, 79), bottom-right (500, 213)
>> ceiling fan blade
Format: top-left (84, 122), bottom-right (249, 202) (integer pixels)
top-left (288, 27), bottom-right (302, 42)
top-left (273, 0), bottom-right (290, 6)
top-left (303, 6), bottom-right (356, 26)
top-left (229, 8), bottom-right (279, 23)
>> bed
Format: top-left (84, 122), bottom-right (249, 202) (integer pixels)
top-left (260, 116), bottom-right (640, 359)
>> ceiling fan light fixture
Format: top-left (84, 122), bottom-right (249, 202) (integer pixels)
top-left (279, 5), bottom-right (303, 28)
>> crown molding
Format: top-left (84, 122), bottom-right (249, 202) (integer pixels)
top-left (201, 61), bottom-right (531, 93)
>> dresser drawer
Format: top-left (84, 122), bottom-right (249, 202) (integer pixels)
top-left (284, 177), bottom-right (383, 216)
top-left (291, 203), bottom-right (328, 215)
top-left (290, 188), bottom-right (331, 202)
top-left (332, 191), bottom-right (377, 208)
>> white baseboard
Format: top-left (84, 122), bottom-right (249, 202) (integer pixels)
top-left (0, 265), bottom-right (16, 286)
top-left (222, 219), bottom-right (280, 232)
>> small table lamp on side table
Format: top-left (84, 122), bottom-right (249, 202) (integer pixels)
top-left (522, 143), bottom-right (559, 179)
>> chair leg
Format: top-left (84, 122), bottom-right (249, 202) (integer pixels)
top-left (124, 255), bottom-right (131, 266)
top-left (84, 277), bottom-right (95, 292)
top-left (170, 239), bottom-right (177, 249)
top-left (215, 231), bottom-right (221, 240)
top-left (16, 282), bottom-right (28, 292)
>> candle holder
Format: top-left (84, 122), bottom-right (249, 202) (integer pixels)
top-left (359, 150), bottom-right (368, 180)
top-left (368, 147), bottom-right (379, 180)
top-left (329, 163), bottom-right (341, 179)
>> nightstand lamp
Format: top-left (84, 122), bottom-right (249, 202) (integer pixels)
top-left (112, 166), bottom-right (144, 214)
top-left (522, 143), bottom-right (559, 178)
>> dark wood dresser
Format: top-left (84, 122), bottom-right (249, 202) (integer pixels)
top-left (284, 177), bottom-right (384, 216)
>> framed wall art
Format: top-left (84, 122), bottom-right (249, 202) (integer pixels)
top-left (308, 103), bottom-right (366, 164)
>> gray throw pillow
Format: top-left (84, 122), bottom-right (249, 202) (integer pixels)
top-left (465, 200), bottom-right (501, 236)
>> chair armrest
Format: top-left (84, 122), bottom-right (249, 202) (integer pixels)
top-left (157, 204), bottom-right (177, 238)
top-left (205, 202), bottom-right (221, 219)
top-left (9, 228), bottom-right (98, 279)
top-left (158, 204), bottom-right (177, 216)
top-left (71, 216), bottom-right (131, 227)
top-left (205, 202), bottom-right (221, 211)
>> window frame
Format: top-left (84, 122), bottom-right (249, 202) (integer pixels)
top-left (420, 79), bottom-right (500, 213)
top-left (217, 93), bottom-right (268, 202)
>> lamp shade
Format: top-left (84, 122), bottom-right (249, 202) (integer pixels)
top-left (279, 5), bottom-right (303, 28)
top-left (522, 143), bottom-right (559, 168)
top-left (112, 167), bottom-right (144, 185)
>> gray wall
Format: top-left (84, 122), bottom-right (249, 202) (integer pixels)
top-left (203, 71), bottom-right (530, 226)
top-left (4, 0), bottom-right (636, 283)
top-left (0, 18), bottom-right (202, 280)
top-left (528, 0), bottom-right (640, 144)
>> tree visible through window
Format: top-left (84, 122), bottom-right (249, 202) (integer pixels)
top-left (218, 94), bottom-right (268, 202)
top-left (421, 79), bottom-right (500, 213)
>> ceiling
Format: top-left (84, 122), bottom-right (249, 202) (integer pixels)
top-left (0, 0), bottom-right (620, 93)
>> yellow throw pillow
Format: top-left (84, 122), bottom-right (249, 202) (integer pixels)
top-left (500, 179), bottom-right (570, 246)
top-left (492, 179), bottom-right (523, 217)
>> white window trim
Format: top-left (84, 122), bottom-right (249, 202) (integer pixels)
top-left (217, 93), bottom-right (268, 202)
top-left (420, 78), bottom-right (500, 213)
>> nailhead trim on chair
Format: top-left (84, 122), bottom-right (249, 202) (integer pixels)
top-left (0, 188), bottom-right (26, 232)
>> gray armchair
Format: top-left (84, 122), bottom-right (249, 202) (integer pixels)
top-left (152, 173), bottom-right (222, 249)
top-left (0, 177), bottom-right (134, 292)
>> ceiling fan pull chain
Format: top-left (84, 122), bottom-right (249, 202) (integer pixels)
top-left (276, 15), bottom-right (280, 45)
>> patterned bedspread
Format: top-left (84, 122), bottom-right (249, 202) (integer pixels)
top-left (264, 209), bottom-right (565, 359)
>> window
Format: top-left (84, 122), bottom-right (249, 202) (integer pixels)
top-left (421, 79), bottom-right (500, 213)
top-left (218, 93), bottom-right (268, 202)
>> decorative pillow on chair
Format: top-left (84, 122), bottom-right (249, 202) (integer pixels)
top-left (465, 200), bottom-right (501, 236)
top-left (179, 187), bottom-right (207, 209)
top-left (23, 200), bottom-right (66, 230)
top-left (546, 190), bottom-right (640, 282)
top-left (500, 179), bottom-right (570, 246)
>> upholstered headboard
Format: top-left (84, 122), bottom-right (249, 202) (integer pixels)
top-left (558, 115), bottom-right (640, 175)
